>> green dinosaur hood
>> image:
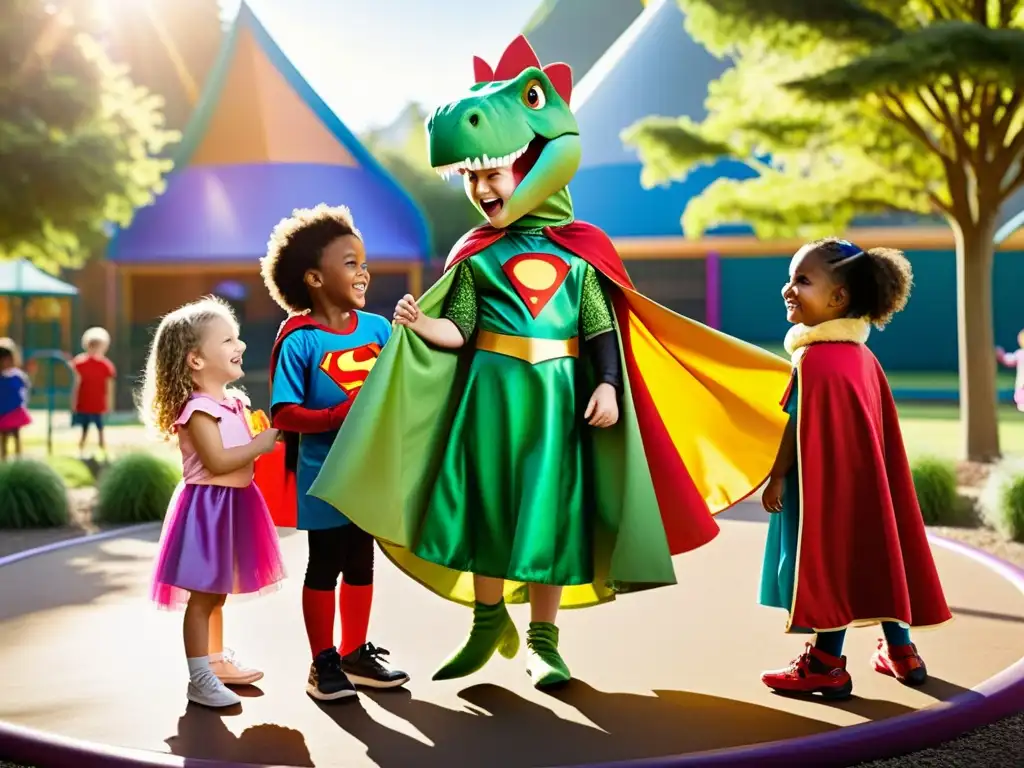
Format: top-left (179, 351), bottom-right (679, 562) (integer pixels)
top-left (426, 36), bottom-right (581, 229)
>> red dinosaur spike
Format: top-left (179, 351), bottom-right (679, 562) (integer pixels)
top-left (542, 62), bottom-right (573, 105)
top-left (473, 56), bottom-right (493, 84)
top-left (493, 35), bottom-right (541, 81)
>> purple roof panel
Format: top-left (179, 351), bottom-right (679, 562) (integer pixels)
top-left (108, 163), bottom-right (428, 263)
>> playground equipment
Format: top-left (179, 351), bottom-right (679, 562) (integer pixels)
top-left (0, 259), bottom-right (77, 355)
top-left (24, 350), bottom-right (75, 457)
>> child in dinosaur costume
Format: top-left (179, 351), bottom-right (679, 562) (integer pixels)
top-left (309, 35), bottom-right (792, 688)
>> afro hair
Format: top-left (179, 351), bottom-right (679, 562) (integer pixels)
top-left (260, 204), bottom-right (362, 314)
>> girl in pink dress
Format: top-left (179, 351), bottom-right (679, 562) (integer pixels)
top-left (0, 339), bottom-right (31, 460)
top-left (142, 297), bottom-right (286, 708)
top-left (996, 329), bottom-right (1024, 412)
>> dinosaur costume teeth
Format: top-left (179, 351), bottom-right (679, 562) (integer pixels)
top-left (434, 142), bottom-right (532, 179)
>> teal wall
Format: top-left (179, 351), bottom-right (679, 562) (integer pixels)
top-left (720, 249), bottom-right (1024, 371)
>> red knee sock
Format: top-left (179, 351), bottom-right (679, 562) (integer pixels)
top-left (302, 587), bottom-right (336, 658)
top-left (339, 583), bottom-right (373, 657)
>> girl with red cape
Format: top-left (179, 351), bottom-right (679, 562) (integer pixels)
top-left (759, 238), bottom-right (952, 700)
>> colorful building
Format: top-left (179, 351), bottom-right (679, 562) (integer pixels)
top-left (78, 3), bottom-right (430, 408)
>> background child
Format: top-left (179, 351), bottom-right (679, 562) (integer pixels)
top-left (0, 338), bottom-right (31, 461)
top-left (995, 329), bottom-right (1024, 412)
top-left (759, 237), bottom-right (951, 700)
top-left (71, 326), bottom-right (117, 459)
top-left (260, 204), bottom-right (408, 701)
top-left (142, 297), bottom-right (285, 708)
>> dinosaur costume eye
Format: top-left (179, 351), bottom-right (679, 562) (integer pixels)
top-left (522, 79), bottom-right (546, 110)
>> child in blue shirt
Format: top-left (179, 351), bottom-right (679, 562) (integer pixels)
top-left (260, 204), bottom-right (408, 700)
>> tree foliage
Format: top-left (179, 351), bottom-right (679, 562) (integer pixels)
top-left (623, 0), bottom-right (1024, 461)
top-left (0, 1), bottom-right (177, 271)
top-left (623, 0), bottom-right (1024, 238)
top-left (90, 0), bottom-right (224, 134)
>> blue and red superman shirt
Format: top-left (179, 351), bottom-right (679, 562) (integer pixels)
top-left (271, 311), bottom-right (390, 529)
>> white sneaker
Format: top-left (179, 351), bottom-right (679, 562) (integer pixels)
top-left (187, 669), bottom-right (242, 707)
top-left (212, 648), bottom-right (264, 685)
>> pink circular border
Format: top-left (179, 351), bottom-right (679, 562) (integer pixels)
top-left (0, 531), bottom-right (1021, 768)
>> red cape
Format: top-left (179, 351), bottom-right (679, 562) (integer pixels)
top-left (252, 314), bottom-right (317, 528)
top-left (790, 342), bottom-right (951, 630)
top-left (445, 221), bottom-right (720, 555)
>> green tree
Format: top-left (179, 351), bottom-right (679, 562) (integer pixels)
top-left (623, 0), bottom-right (1024, 462)
top-left (0, 2), bottom-right (177, 271)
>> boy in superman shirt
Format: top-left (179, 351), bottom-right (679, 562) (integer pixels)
top-left (260, 204), bottom-right (409, 700)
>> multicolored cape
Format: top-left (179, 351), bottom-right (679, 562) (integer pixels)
top-left (781, 319), bottom-right (951, 631)
top-left (308, 222), bottom-right (792, 608)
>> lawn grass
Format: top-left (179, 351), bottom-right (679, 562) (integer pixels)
top-left (898, 404), bottom-right (1024, 460)
top-left (754, 343), bottom-right (1017, 391)
top-left (16, 411), bottom-right (178, 485)
top-left (43, 455), bottom-right (96, 489)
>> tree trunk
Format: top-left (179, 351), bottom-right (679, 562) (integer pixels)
top-left (953, 214), bottom-right (1001, 462)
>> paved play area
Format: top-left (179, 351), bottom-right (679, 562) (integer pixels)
top-left (0, 505), bottom-right (1022, 768)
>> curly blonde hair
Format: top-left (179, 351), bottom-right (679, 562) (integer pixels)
top-left (138, 297), bottom-right (239, 438)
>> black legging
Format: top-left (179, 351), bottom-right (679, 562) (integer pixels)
top-left (304, 525), bottom-right (374, 590)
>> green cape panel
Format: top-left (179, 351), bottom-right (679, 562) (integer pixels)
top-left (309, 266), bottom-right (677, 609)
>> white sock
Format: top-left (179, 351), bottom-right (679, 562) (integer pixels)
top-left (187, 656), bottom-right (211, 681)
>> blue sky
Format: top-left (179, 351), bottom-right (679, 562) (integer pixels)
top-left (220, 0), bottom-right (542, 133)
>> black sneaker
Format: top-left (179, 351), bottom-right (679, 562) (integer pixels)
top-left (306, 648), bottom-right (357, 701)
top-left (341, 643), bottom-right (410, 689)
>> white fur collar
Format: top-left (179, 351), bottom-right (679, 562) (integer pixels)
top-left (783, 317), bottom-right (871, 362)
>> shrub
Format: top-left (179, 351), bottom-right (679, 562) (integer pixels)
top-left (0, 459), bottom-right (69, 528)
top-left (95, 452), bottom-right (181, 524)
top-left (911, 457), bottom-right (960, 526)
top-left (979, 459), bottom-right (1024, 543)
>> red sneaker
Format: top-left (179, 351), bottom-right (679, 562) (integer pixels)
top-left (761, 643), bottom-right (853, 700)
top-left (872, 639), bottom-right (928, 686)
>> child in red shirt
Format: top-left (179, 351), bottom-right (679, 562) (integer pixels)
top-left (71, 327), bottom-right (117, 457)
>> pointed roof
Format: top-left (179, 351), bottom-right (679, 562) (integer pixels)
top-left (572, 0), bottom-right (729, 169)
top-left (522, 0), bottom-right (645, 85)
top-left (108, 3), bottom-right (430, 263)
top-left (567, 0), bottom-right (753, 238)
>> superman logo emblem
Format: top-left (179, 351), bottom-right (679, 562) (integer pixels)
top-left (501, 253), bottom-right (570, 318)
top-left (318, 343), bottom-right (381, 394)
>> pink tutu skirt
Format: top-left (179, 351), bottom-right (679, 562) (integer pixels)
top-left (151, 482), bottom-right (286, 610)
top-left (1015, 387), bottom-right (1023, 411)
top-left (0, 406), bottom-right (31, 432)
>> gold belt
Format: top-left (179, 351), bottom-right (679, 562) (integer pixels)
top-left (475, 330), bottom-right (578, 364)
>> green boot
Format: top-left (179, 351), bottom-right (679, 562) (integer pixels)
top-left (432, 600), bottom-right (520, 681)
top-left (526, 621), bottom-right (571, 689)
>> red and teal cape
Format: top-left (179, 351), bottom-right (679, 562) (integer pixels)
top-left (776, 318), bottom-right (951, 631)
top-left (308, 221), bottom-right (793, 608)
